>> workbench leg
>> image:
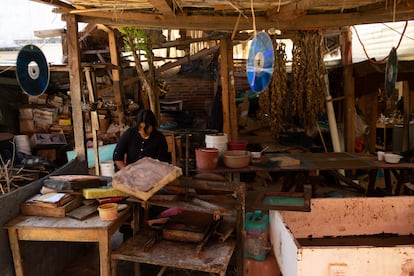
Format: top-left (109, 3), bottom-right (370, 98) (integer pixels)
top-left (98, 231), bottom-right (111, 276)
top-left (134, 262), bottom-right (141, 276)
top-left (384, 169), bottom-right (392, 194)
top-left (367, 169), bottom-right (378, 195)
top-left (111, 258), bottom-right (117, 276)
top-left (236, 183), bottom-right (246, 276)
top-left (7, 228), bottom-right (24, 276)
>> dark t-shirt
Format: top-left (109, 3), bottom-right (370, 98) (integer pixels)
top-left (113, 127), bottom-right (169, 166)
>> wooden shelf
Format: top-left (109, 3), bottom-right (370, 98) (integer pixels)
top-left (375, 122), bottom-right (394, 151)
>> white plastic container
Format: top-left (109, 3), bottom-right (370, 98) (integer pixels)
top-left (205, 133), bottom-right (228, 156)
top-left (100, 161), bottom-right (115, 177)
top-left (14, 135), bottom-right (31, 155)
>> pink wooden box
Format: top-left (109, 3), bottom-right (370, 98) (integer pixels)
top-left (270, 196), bottom-right (414, 276)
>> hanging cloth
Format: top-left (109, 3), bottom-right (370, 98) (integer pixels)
top-left (385, 47), bottom-right (398, 99)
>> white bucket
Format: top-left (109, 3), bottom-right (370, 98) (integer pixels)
top-left (100, 161), bottom-right (115, 177)
top-left (205, 133), bottom-right (228, 156)
top-left (14, 135), bottom-right (31, 155)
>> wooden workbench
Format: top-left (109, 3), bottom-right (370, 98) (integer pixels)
top-left (111, 229), bottom-right (235, 276)
top-left (4, 207), bottom-right (131, 276)
top-left (359, 154), bottom-right (414, 195)
top-left (117, 177), bottom-right (245, 276)
top-left (198, 152), bottom-right (375, 192)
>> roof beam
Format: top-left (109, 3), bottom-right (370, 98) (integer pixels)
top-left (30, 0), bottom-right (74, 11)
top-left (71, 7), bottom-right (414, 32)
top-left (149, 0), bottom-right (175, 16)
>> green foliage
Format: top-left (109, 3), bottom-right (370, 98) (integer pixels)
top-left (118, 26), bottom-right (151, 54)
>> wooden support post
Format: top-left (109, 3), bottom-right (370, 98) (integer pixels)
top-left (66, 14), bottom-right (86, 163)
top-left (98, 24), bottom-right (125, 124)
top-left (85, 67), bottom-right (101, 175)
top-left (226, 39), bottom-right (238, 141)
top-left (402, 81), bottom-right (410, 152)
top-left (220, 36), bottom-right (238, 141)
top-left (341, 27), bottom-right (355, 153)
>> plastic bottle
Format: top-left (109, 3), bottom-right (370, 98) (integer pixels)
top-left (244, 210), bottom-right (270, 261)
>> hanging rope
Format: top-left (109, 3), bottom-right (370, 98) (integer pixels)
top-left (250, 0), bottom-right (257, 35)
top-left (352, 20), bottom-right (408, 64)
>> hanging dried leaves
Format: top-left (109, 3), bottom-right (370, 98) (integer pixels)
top-left (257, 31), bottom-right (326, 137)
top-left (257, 39), bottom-right (288, 139)
top-left (291, 31), bottom-right (327, 132)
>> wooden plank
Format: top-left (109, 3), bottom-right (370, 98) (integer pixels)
top-left (226, 36), bottom-right (238, 140)
top-left (20, 196), bottom-right (83, 217)
top-left (268, 156), bottom-right (301, 167)
top-left (341, 27), bottom-right (355, 153)
top-left (220, 37), bottom-right (231, 139)
top-left (66, 14), bottom-right (87, 163)
top-left (111, 229), bottom-right (235, 275)
top-left (107, 26), bottom-right (125, 123)
top-left (85, 67), bottom-right (101, 175)
top-left (402, 80), bottom-right (410, 152)
top-left (66, 203), bottom-right (99, 220)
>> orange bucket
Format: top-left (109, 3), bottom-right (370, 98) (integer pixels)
top-left (195, 148), bottom-right (219, 169)
top-left (97, 203), bottom-right (118, 221)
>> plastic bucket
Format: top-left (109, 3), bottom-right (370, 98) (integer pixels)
top-left (100, 161), bottom-right (115, 177)
top-left (97, 203), bottom-right (118, 221)
top-left (14, 135), bottom-right (31, 155)
top-left (228, 140), bottom-right (248, 150)
top-left (205, 133), bottom-right (228, 156)
top-left (195, 147), bottom-right (219, 169)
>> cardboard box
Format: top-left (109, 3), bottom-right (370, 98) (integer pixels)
top-left (33, 108), bottom-right (57, 126)
top-left (19, 119), bottom-right (35, 133)
top-left (35, 148), bottom-right (57, 161)
top-left (28, 94), bottom-right (48, 104)
top-left (19, 107), bottom-right (33, 120)
top-left (30, 133), bottom-right (67, 148)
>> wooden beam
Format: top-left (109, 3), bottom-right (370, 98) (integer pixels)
top-left (149, 0), bottom-right (174, 16)
top-left (226, 38), bottom-right (238, 141)
top-left (33, 28), bottom-right (65, 38)
top-left (66, 14), bottom-right (87, 163)
top-left (341, 27), bottom-right (355, 153)
top-left (402, 81), bottom-right (410, 152)
top-left (70, 7), bottom-right (414, 32)
top-left (157, 45), bottom-right (219, 73)
top-left (220, 38), bottom-right (231, 138)
top-left (31, 0), bottom-right (74, 11)
top-left (97, 24), bottom-right (125, 124)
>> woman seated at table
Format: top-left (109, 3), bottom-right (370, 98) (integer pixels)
top-left (113, 108), bottom-right (170, 170)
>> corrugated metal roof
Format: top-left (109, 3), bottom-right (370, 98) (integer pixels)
top-left (352, 20), bottom-right (414, 63)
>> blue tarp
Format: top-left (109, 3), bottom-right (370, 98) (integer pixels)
top-left (66, 143), bottom-right (116, 168)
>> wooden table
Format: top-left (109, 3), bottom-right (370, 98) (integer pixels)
top-left (198, 152), bottom-right (375, 193)
top-left (4, 207), bottom-right (131, 276)
top-left (358, 155), bottom-right (414, 195)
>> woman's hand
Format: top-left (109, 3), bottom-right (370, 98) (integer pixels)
top-left (115, 160), bottom-right (126, 170)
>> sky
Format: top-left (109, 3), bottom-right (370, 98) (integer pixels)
top-left (0, 0), bottom-right (65, 46)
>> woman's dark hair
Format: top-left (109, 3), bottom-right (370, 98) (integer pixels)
top-left (136, 109), bottom-right (156, 131)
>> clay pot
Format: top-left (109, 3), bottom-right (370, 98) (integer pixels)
top-left (195, 148), bottom-right (219, 169)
